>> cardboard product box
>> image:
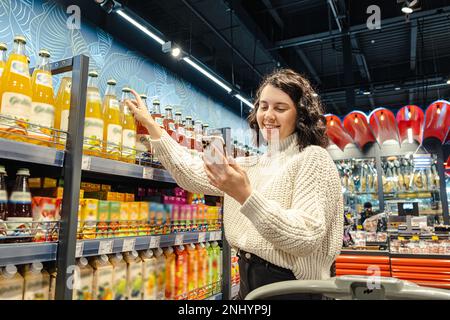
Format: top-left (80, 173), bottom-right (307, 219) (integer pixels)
top-left (162, 204), bottom-right (171, 235)
top-left (138, 202), bottom-right (149, 236)
top-left (148, 202), bottom-right (156, 235)
top-left (80, 199), bottom-right (99, 239)
top-left (169, 204), bottom-right (179, 233)
top-left (32, 197), bottom-right (57, 242)
top-left (184, 205), bottom-right (192, 232)
top-left (108, 201), bottom-right (121, 237)
top-left (118, 202), bottom-right (130, 237)
top-left (83, 191), bottom-right (117, 201)
top-left (150, 203), bottom-right (166, 235)
top-left (117, 193), bottom-right (125, 203)
top-left (81, 182), bottom-right (101, 192)
top-left (96, 201), bottom-right (110, 238)
top-left (125, 193), bottom-right (135, 202)
top-left (101, 184), bottom-right (112, 192)
top-left (128, 202), bottom-right (140, 236)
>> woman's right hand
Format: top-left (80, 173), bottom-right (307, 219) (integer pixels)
top-left (126, 89), bottom-right (163, 140)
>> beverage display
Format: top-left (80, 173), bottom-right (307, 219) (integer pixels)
top-left (83, 71), bottom-right (104, 157)
top-left (22, 262), bottom-right (50, 300)
top-left (90, 254), bottom-right (113, 300)
top-left (119, 87), bottom-right (136, 163)
top-left (102, 79), bottom-right (122, 160)
top-left (73, 257), bottom-right (94, 300)
top-left (163, 106), bottom-right (176, 141)
top-left (6, 168), bottom-right (32, 242)
top-left (53, 76), bottom-right (71, 149)
top-left (123, 250), bottom-right (143, 300)
top-left (29, 49), bottom-right (55, 146)
top-left (0, 36), bottom-right (32, 140)
top-left (135, 94), bottom-right (151, 155)
top-left (0, 264), bottom-right (24, 300)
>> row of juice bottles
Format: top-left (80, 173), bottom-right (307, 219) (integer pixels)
top-left (0, 242), bottom-right (222, 300)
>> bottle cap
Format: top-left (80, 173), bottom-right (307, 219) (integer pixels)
top-left (140, 94), bottom-right (147, 99)
top-left (13, 35), bottom-right (26, 44)
top-left (195, 120), bottom-right (202, 125)
top-left (0, 165), bottom-right (6, 174)
top-left (17, 168), bottom-right (30, 176)
top-left (31, 262), bottom-right (43, 273)
top-left (203, 124), bottom-right (209, 128)
top-left (78, 257), bottom-right (88, 267)
top-left (4, 265), bottom-right (17, 277)
top-left (142, 249), bottom-right (154, 258)
top-left (185, 116), bottom-right (192, 120)
top-left (0, 43), bottom-right (8, 51)
top-left (175, 110), bottom-right (182, 115)
top-left (165, 105), bottom-right (173, 111)
top-left (88, 70), bottom-right (99, 77)
top-left (38, 49), bottom-right (50, 58)
top-left (100, 254), bottom-right (109, 263)
top-left (152, 99), bottom-right (160, 105)
top-left (130, 250), bottom-right (138, 258)
top-left (122, 87), bottom-right (131, 92)
top-left (107, 79), bottom-right (117, 85)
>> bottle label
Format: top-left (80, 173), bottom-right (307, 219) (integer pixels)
top-left (9, 191), bottom-right (32, 204)
top-left (129, 262), bottom-right (143, 300)
top-left (106, 124), bottom-right (122, 154)
top-left (60, 110), bottom-right (70, 131)
top-left (113, 264), bottom-right (127, 300)
top-left (0, 92), bottom-right (32, 132)
top-left (155, 117), bottom-right (164, 128)
top-left (168, 123), bottom-right (176, 131)
top-left (10, 60), bottom-right (30, 78)
top-left (135, 134), bottom-right (150, 153)
top-left (35, 72), bottom-right (52, 88)
top-left (177, 127), bottom-right (185, 136)
top-left (185, 130), bottom-right (192, 139)
top-left (0, 190), bottom-right (7, 202)
top-left (122, 129), bottom-right (136, 157)
top-left (29, 102), bottom-right (55, 139)
top-left (96, 268), bottom-right (112, 300)
top-left (87, 91), bottom-right (101, 103)
top-left (0, 282), bottom-right (23, 300)
top-left (83, 117), bottom-right (104, 151)
top-left (109, 99), bottom-right (119, 110)
top-left (23, 276), bottom-right (50, 300)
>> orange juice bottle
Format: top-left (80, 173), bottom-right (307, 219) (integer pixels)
top-left (186, 243), bottom-right (198, 300)
top-left (195, 242), bottom-right (208, 300)
top-left (83, 71), bottom-right (104, 157)
top-left (119, 87), bottom-right (136, 163)
top-left (53, 77), bottom-right (71, 149)
top-left (154, 248), bottom-right (166, 300)
top-left (102, 79), bottom-right (122, 160)
top-left (0, 35), bottom-right (32, 141)
top-left (29, 49), bottom-right (55, 146)
top-left (163, 247), bottom-right (176, 300)
top-left (174, 245), bottom-right (188, 300)
top-left (0, 43), bottom-right (7, 82)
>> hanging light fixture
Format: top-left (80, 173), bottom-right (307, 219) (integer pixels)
top-left (380, 111), bottom-right (385, 121)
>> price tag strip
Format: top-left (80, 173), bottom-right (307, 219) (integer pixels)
top-left (198, 232), bottom-right (206, 243)
top-left (81, 156), bottom-right (91, 170)
top-left (122, 238), bottom-right (136, 252)
top-left (143, 167), bottom-right (154, 180)
top-left (98, 240), bottom-right (114, 255)
top-left (149, 236), bottom-right (161, 249)
top-left (75, 241), bottom-right (84, 258)
top-left (174, 234), bottom-right (184, 246)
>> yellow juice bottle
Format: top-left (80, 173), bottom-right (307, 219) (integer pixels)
top-left (0, 35), bottom-right (32, 141)
top-left (53, 77), bottom-right (71, 149)
top-left (102, 79), bottom-right (122, 160)
top-left (83, 71), bottom-right (104, 157)
top-left (29, 49), bottom-right (55, 146)
top-left (119, 87), bottom-right (136, 163)
top-left (0, 43), bottom-right (8, 84)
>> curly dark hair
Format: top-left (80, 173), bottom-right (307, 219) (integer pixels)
top-left (247, 68), bottom-right (328, 151)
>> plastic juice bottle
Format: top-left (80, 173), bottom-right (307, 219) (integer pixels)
top-left (53, 77), bottom-right (71, 149)
top-left (102, 79), bottom-right (122, 160)
top-left (0, 42), bottom-right (7, 80)
top-left (174, 245), bottom-right (188, 300)
top-left (140, 249), bottom-right (157, 300)
top-left (153, 248), bottom-right (166, 300)
top-left (174, 110), bottom-right (185, 146)
top-left (186, 243), bottom-right (198, 300)
top-left (6, 168), bottom-right (32, 243)
top-left (195, 242), bottom-right (208, 300)
top-left (184, 116), bottom-right (195, 151)
top-left (22, 262), bottom-right (50, 300)
top-left (90, 255), bottom-right (113, 300)
top-left (205, 242), bottom-right (214, 296)
top-left (73, 257), bottom-right (94, 300)
top-left (163, 246), bottom-right (176, 300)
top-left (123, 250), bottom-right (143, 300)
top-left (193, 121), bottom-right (203, 155)
top-left (119, 87), bottom-right (136, 163)
top-left (211, 241), bottom-right (221, 293)
top-left (29, 49), bottom-right (55, 146)
top-left (83, 71), bottom-right (104, 157)
top-left (109, 253), bottom-right (128, 300)
top-left (0, 265), bottom-right (24, 300)
top-left (135, 94), bottom-right (151, 156)
top-left (0, 36), bottom-right (32, 141)
top-left (163, 106), bottom-right (176, 141)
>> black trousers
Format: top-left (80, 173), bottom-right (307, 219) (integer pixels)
top-left (237, 250), bottom-right (324, 300)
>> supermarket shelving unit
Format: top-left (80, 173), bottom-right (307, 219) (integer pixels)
top-left (0, 55), bottom-right (230, 301)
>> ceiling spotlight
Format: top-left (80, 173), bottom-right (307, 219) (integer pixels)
top-left (94, 0), bottom-right (120, 13)
top-left (380, 112), bottom-right (385, 121)
top-left (402, 6), bottom-right (413, 14)
top-left (330, 119), bottom-right (334, 126)
top-left (447, 79), bottom-right (450, 85)
top-left (171, 47), bottom-right (181, 57)
top-left (363, 90), bottom-right (371, 95)
top-left (395, 87), bottom-right (401, 91)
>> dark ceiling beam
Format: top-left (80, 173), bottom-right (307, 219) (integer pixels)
top-left (350, 35), bottom-right (375, 107)
top-left (294, 48), bottom-right (321, 85)
top-left (272, 5), bottom-right (450, 50)
top-left (261, 0), bottom-right (284, 29)
top-left (409, 20), bottom-right (418, 104)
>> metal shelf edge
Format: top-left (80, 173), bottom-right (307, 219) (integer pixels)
top-left (0, 138), bottom-right (64, 167)
top-left (0, 242), bottom-right (58, 266)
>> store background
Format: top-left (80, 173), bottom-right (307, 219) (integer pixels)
top-left (0, 0), bottom-right (249, 141)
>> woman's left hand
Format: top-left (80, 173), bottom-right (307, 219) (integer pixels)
top-left (203, 145), bottom-right (252, 205)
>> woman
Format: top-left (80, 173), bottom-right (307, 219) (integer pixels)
top-left (126, 69), bottom-right (343, 300)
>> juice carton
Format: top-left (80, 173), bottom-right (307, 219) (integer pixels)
top-left (0, 265), bottom-right (24, 300)
top-left (96, 200), bottom-right (110, 238)
top-left (195, 243), bottom-right (208, 300)
top-left (73, 257), bottom-right (94, 300)
top-left (80, 199), bottom-right (98, 239)
top-left (109, 253), bottom-right (128, 300)
top-left (118, 202), bottom-right (130, 237)
top-left (22, 262), bottom-right (50, 300)
top-left (185, 205), bottom-right (192, 232)
top-left (108, 201), bottom-right (120, 237)
top-left (138, 202), bottom-right (149, 236)
top-left (190, 205), bottom-right (198, 232)
top-left (186, 243), bottom-right (198, 300)
top-left (125, 193), bottom-right (135, 202)
top-left (163, 247), bottom-right (176, 300)
top-left (117, 193), bottom-right (125, 202)
top-left (211, 241), bottom-right (221, 294)
top-left (31, 197), bottom-right (57, 242)
top-left (154, 248), bottom-right (166, 300)
top-left (123, 251), bottom-right (143, 300)
top-left (140, 249), bottom-right (157, 300)
top-left (174, 245), bottom-right (188, 300)
top-left (205, 242), bottom-right (214, 296)
top-left (163, 205), bottom-right (171, 235)
top-left (128, 202), bottom-right (140, 236)
top-left (170, 204), bottom-right (179, 233)
top-left (153, 203), bottom-right (166, 235)
top-left (90, 255), bottom-right (113, 300)
top-left (101, 184), bottom-right (111, 192)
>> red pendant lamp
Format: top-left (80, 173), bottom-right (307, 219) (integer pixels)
top-left (396, 105), bottom-right (425, 144)
top-left (343, 111), bottom-right (376, 149)
top-left (423, 100), bottom-right (450, 143)
top-left (325, 114), bottom-right (354, 150)
top-left (369, 108), bottom-right (399, 145)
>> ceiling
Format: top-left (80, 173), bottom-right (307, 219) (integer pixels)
top-left (97, 0), bottom-right (450, 116)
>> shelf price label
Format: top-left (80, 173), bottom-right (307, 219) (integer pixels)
top-left (357, 225), bottom-right (363, 230)
top-left (210, 231), bottom-right (222, 241)
top-left (432, 235), bottom-right (439, 241)
top-left (397, 236), bottom-right (405, 241)
top-left (411, 235), bottom-right (420, 241)
top-left (198, 232), bottom-right (206, 243)
top-left (98, 240), bottom-right (114, 255)
top-left (122, 238), bottom-right (136, 252)
top-left (174, 234), bottom-right (184, 246)
top-left (149, 236), bottom-right (161, 249)
top-left (143, 167), bottom-right (154, 180)
top-left (75, 241), bottom-right (84, 258)
top-left (81, 156), bottom-right (91, 170)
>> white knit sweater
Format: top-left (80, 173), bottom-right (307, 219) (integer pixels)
top-left (150, 131), bottom-right (343, 280)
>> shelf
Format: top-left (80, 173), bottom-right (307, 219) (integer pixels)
top-left (340, 249), bottom-right (390, 256)
top-left (0, 138), bottom-right (64, 167)
top-left (0, 242), bottom-right (58, 266)
top-left (205, 293), bottom-right (223, 300)
top-left (82, 155), bottom-right (176, 184)
top-left (390, 253), bottom-right (450, 259)
top-left (77, 231), bottom-right (223, 257)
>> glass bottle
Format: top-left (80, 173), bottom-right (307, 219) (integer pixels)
top-left (151, 99), bottom-right (164, 129)
top-left (0, 42), bottom-right (7, 80)
top-left (174, 110), bottom-right (185, 147)
top-left (194, 120), bottom-right (203, 153)
top-left (202, 124), bottom-right (209, 137)
top-left (53, 77), bottom-right (71, 150)
top-left (135, 94), bottom-right (151, 155)
top-left (120, 87), bottom-right (136, 163)
top-left (83, 71), bottom-right (104, 157)
top-left (102, 79), bottom-right (122, 160)
top-left (29, 49), bottom-right (55, 146)
top-left (232, 140), bottom-right (238, 158)
top-left (163, 106), bottom-right (176, 141)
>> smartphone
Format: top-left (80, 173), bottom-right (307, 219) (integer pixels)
top-left (202, 135), bottom-right (226, 164)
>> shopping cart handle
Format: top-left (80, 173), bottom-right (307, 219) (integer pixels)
top-left (245, 276), bottom-right (450, 300)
